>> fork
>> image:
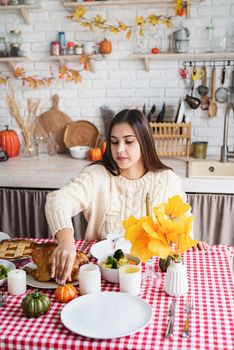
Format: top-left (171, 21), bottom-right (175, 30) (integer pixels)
top-left (182, 297), bottom-right (194, 338)
top-left (0, 292), bottom-right (8, 307)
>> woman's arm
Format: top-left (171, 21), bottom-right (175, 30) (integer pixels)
top-left (51, 228), bottom-right (77, 285)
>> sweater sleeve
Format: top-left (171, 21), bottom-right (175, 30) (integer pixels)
top-left (45, 167), bottom-right (93, 237)
top-left (164, 170), bottom-right (194, 239)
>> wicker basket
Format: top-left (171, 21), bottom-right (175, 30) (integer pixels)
top-left (150, 122), bottom-right (191, 157)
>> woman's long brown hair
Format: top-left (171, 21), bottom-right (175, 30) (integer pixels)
top-left (92, 109), bottom-right (171, 175)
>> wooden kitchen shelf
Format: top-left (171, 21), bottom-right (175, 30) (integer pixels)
top-left (48, 54), bottom-right (104, 73)
top-left (62, 0), bottom-right (203, 8)
top-left (0, 57), bottom-right (29, 70)
top-left (0, 4), bottom-right (41, 24)
top-left (132, 52), bottom-right (234, 72)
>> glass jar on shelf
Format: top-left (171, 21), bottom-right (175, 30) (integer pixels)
top-left (0, 36), bottom-right (8, 57)
top-left (205, 25), bottom-right (214, 53)
top-left (67, 41), bottom-right (75, 55)
top-left (8, 29), bottom-right (22, 57)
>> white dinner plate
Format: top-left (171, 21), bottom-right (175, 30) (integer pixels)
top-left (90, 238), bottom-right (131, 260)
top-left (0, 259), bottom-right (16, 287)
top-left (24, 262), bottom-right (78, 289)
top-left (61, 291), bottom-right (152, 339)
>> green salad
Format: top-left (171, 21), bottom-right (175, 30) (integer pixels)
top-left (0, 264), bottom-right (8, 280)
top-left (101, 249), bottom-right (137, 269)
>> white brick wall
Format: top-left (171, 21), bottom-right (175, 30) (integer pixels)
top-left (0, 0), bottom-right (234, 157)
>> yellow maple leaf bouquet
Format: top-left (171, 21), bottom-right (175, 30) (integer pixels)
top-left (123, 195), bottom-right (198, 263)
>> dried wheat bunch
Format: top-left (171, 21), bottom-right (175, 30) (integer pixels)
top-left (6, 90), bottom-right (40, 145)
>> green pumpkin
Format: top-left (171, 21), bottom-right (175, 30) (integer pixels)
top-left (22, 289), bottom-right (50, 318)
top-left (159, 254), bottom-right (182, 272)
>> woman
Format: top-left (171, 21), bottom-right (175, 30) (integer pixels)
top-left (45, 109), bottom-right (208, 285)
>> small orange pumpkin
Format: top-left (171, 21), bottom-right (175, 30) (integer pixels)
top-left (101, 141), bottom-right (106, 155)
top-left (89, 147), bottom-right (102, 161)
top-left (99, 39), bottom-right (112, 55)
top-left (0, 125), bottom-right (20, 157)
top-left (55, 284), bottom-right (77, 303)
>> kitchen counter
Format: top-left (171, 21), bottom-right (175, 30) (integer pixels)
top-left (0, 154), bottom-right (234, 194)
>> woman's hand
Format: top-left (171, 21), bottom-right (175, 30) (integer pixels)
top-left (194, 240), bottom-right (209, 250)
top-left (51, 229), bottom-right (76, 285)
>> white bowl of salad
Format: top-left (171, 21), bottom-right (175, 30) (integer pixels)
top-left (98, 249), bottom-right (141, 284)
top-left (0, 259), bottom-right (16, 287)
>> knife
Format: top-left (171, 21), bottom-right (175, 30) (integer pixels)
top-left (80, 240), bottom-right (90, 252)
top-left (165, 299), bottom-right (177, 338)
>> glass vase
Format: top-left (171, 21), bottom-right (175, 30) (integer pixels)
top-left (23, 134), bottom-right (37, 157)
top-left (164, 261), bottom-right (188, 297)
top-left (142, 257), bottom-right (161, 288)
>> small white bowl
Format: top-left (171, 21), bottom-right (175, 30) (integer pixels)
top-left (98, 253), bottom-right (141, 284)
top-left (0, 259), bottom-right (16, 287)
top-left (69, 146), bottom-right (90, 159)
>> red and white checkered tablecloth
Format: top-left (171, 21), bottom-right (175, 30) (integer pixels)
top-left (0, 241), bottom-right (233, 350)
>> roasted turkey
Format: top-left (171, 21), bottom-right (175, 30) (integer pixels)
top-left (24, 242), bottom-right (89, 282)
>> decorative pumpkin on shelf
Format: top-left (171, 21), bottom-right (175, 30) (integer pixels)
top-left (99, 39), bottom-right (112, 55)
top-left (55, 284), bottom-right (77, 303)
top-left (21, 290), bottom-right (50, 318)
top-left (0, 125), bottom-right (20, 157)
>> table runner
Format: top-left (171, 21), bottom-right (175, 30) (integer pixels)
top-left (0, 241), bottom-right (233, 350)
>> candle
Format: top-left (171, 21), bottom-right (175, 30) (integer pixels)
top-left (7, 269), bottom-right (27, 296)
top-left (119, 264), bottom-right (141, 296)
top-left (78, 264), bottom-right (101, 295)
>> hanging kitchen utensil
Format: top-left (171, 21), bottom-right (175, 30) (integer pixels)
top-left (198, 65), bottom-right (210, 110)
top-left (208, 67), bottom-right (218, 117)
top-left (192, 67), bottom-right (204, 81)
top-left (185, 84), bottom-right (201, 109)
top-left (215, 65), bottom-right (229, 103)
top-left (197, 65), bottom-right (209, 96)
top-left (34, 95), bottom-right (72, 153)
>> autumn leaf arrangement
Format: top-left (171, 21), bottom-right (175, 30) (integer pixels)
top-left (123, 195), bottom-right (198, 263)
top-left (66, 6), bottom-right (174, 40)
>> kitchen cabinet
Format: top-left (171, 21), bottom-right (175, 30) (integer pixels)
top-left (0, 187), bottom-right (87, 240)
top-left (0, 3), bottom-right (41, 24)
top-left (0, 187), bottom-right (233, 246)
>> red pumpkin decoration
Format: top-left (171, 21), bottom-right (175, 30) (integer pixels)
top-left (0, 125), bottom-right (20, 157)
top-left (55, 284), bottom-right (77, 303)
top-left (89, 147), bottom-right (102, 161)
top-left (101, 141), bottom-right (106, 155)
top-left (99, 39), bottom-right (112, 55)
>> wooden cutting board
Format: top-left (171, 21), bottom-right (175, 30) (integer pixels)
top-left (34, 95), bottom-right (72, 153)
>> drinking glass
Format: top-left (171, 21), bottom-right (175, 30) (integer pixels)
top-left (142, 257), bottom-right (161, 288)
top-left (105, 212), bottom-right (122, 249)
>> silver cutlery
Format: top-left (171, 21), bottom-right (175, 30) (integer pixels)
top-left (80, 240), bottom-right (90, 252)
top-left (182, 297), bottom-right (194, 338)
top-left (165, 298), bottom-right (177, 338)
top-left (0, 292), bottom-right (8, 308)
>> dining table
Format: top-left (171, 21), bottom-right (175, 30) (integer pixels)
top-left (0, 240), bottom-right (233, 350)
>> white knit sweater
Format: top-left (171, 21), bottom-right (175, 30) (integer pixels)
top-left (45, 164), bottom-right (188, 240)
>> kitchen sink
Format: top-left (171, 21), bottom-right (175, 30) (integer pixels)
top-left (188, 160), bottom-right (234, 178)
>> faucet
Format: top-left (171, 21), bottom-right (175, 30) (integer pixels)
top-left (220, 102), bottom-right (234, 162)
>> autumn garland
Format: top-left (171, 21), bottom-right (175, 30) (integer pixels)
top-left (0, 1), bottom-right (185, 88)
